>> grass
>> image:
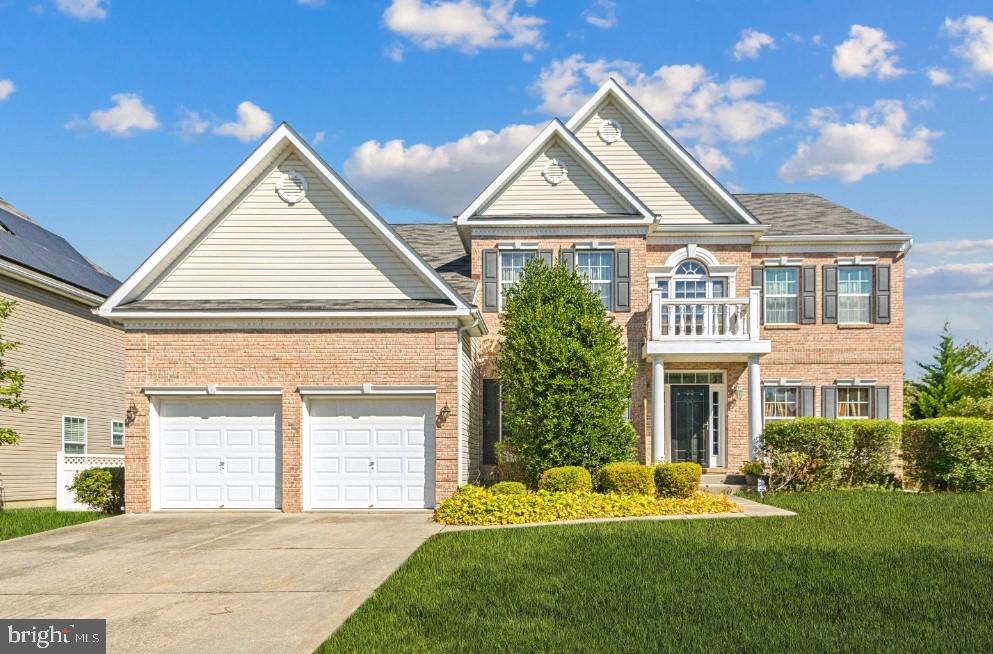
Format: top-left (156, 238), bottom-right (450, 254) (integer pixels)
top-left (0, 507), bottom-right (107, 541)
top-left (318, 491), bottom-right (993, 653)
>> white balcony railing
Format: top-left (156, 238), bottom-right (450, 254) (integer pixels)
top-left (649, 287), bottom-right (761, 342)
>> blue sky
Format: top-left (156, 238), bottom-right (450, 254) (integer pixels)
top-left (1, 0), bottom-right (992, 372)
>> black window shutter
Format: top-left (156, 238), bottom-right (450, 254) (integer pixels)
top-left (560, 248), bottom-right (575, 272)
top-left (873, 385), bottom-right (890, 419)
top-left (800, 386), bottom-right (816, 417)
top-left (874, 265), bottom-right (891, 324)
top-left (538, 249), bottom-right (553, 267)
top-left (482, 249), bottom-right (499, 312)
top-left (482, 380), bottom-right (501, 465)
top-left (821, 386), bottom-right (838, 418)
top-left (751, 266), bottom-right (764, 324)
top-left (613, 249), bottom-right (631, 312)
top-left (822, 265), bottom-right (838, 324)
top-left (801, 266), bottom-right (817, 324)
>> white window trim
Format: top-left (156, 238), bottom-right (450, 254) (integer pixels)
top-left (838, 265), bottom-right (872, 325)
top-left (576, 249), bottom-right (614, 308)
top-left (62, 415), bottom-right (87, 454)
top-left (111, 420), bottom-right (125, 449)
top-left (498, 250), bottom-right (539, 312)
top-left (764, 267), bottom-right (799, 325)
top-left (762, 385), bottom-right (799, 423)
top-left (836, 386), bottom-right (872, 420)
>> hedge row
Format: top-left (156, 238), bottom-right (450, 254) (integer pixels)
top-left (902, 418), bottom-right (993, 491)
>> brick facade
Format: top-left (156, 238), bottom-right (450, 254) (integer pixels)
top-left (124, 328), bottom-right (460, 512)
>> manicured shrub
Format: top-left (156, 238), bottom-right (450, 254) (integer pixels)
top-left (69, 467), bottom-right (124, 514)
top-left (539, 466), bottom-right (593, 493)
top-left (740, 460), bottom-right (765, 478)
top-left (489, 481), bottom-right (527, 495)
top-left (845, 420), bottom-right (902, 486)
top-left (654, 462), bottom-right (702, 498)
top-left (433, 484), bottom-right (738, 526)
top-left (762, 418), bottom-right (854, 490)
top-left (902, 418), bottom-right (993, 491)
top-left (596, 463), bottom-right (654, 495)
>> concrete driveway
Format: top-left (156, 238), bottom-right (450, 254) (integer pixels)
top-left (0, 511), bottom-right (441, 653)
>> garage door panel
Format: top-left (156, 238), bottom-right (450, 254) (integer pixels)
top-left (375, 429), bottom-right (402, 446)
top-left (258, 429), bottom-right (276, 446)
top-left (406, 458), bottom-right (425, 475)
top-left (407, 430), bottom-right (425, 446)
top-left (312, 429), bottom-right (340, 446)
top-left (163, 429), bottom-right (190, 446)
top-left (375, 457), bottom-right (403, 474)
top-left (344, 429), bottom-right (371, 446)
top-left (193, 429), bottom-right (221, 447)
top-left (194, 486), bottom-right (222, 502)
top-left (225, 486), bottom-right (253, 502)
top-left (344, 486), bottom-right (371, 502)
top-left (312, 457), bottom-right (339, 474)
top-left (194, 458), bottom-right (222, 474)
top-left (225, 430), bottom-right (253, 447)
top-left (343, 457), bottom-right (371, 474)
top-left (162, 458), bottom-right (189, 474)
top-left (225, 457), bottom-right (253, 474)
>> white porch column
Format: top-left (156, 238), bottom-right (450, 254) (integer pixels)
top-left (747, 354), bottom-right (762, 457)
top-left (651, 357), bottom-right (665, 462)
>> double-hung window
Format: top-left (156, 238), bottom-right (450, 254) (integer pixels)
top-left (112, 420), bottom-right (125, 448)
top-left (764, 268), bottom-right (798, 324)
top-left (499, 251), bottom-right (537, 310)
top-left (62, 416), bottom-right (87, 454)
top-left (838, 266), bottom-right (872, 324)
top-left (577, 250), bottom-right (613, 307)
top-left (763, 386), bottom-right (798, 421)
top-left (837, 387), bottom-right (871, 419)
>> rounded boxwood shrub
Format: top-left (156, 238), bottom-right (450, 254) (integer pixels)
top-left (539, 466), bottom-right (593, 493)
top-left (654, 462), bottom-right (702, 498)
top-left (490, 481), bottom-right (527, 495)
top-left (68, 466), bottom-right (124, 514)
top-left (845, 419), bottom-right (902, 486)
top-left (903, 418), bottom-right (993, 491)
top-left (596, 463), bottom-right (654, 495)
top-left (762, 418), bottom-right (854, 490)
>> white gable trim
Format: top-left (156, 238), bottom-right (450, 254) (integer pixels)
top-left (455, 119), bottom-right (655, 225)
top-left (98, 123), bottom-right (470, 317)
top-left (565, 79), bottom-right (760, 226)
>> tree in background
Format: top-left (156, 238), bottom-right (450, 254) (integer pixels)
top-left (496, 259), bottom-right (636, 485)
top-left (0, 299), bottom-right (27, 446)
top-left (907, 324), bottom-right (988, 419)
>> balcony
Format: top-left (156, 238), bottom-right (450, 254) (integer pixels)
top-left (644, 287), bottom-right (771, 361)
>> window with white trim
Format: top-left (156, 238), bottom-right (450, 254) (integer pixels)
top-left (837, 387), bottom-right (871, 419)
top-left (764, 268), bottom-right (798, 324)
top-left (111, 420), bottom-right (125, 448)
top-left (577, 250), bottom-right (613, 307)
top-left (499, 251), bottom-right (538, 310)
top-left (838, 266), bottom-right (871, 324)
top-left (763, 386), bottom-right (798, 421)
top-left (62, 416), bottom-right (87, 454)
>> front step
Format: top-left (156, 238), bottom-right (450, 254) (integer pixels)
top-left (700, 472), bottom-right (748, 494)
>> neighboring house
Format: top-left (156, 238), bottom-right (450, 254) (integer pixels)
top-left (0, 198), bottom-right (123, 507)
top-left (99, 79), bottom-right (908, 513)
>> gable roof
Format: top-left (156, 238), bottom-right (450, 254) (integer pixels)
top-left (565, 79), bottom-right (760, 226)
top-left (99, 123), bottom-right (472, 318)
top-left (456, 119), bottom-right (655, 225)
top-left (736, 193), bottom-right (909, 237)
top-left (0, 198), bottom-right (120, 299)
top-left (393, 223), bottom-right (475, 301)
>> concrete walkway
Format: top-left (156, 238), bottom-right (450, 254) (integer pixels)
top-left (0, 511), bottom-right (440, 654)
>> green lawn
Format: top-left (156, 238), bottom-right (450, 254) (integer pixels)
top-left (319, 492), bottom-right (993, 653)
top-left (0, 507), bottom-right (107, 541)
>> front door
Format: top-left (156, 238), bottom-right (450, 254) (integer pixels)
top-left (671, 385), bottom-right (709, 465)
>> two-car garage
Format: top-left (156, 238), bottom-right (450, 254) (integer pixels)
top-left (153, 394), bottom-right (436, 511)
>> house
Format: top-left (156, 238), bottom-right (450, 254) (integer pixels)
top-left (0, 198), bottom-right (123, 508)
top-left (99, 79), bottom-right (908, 512)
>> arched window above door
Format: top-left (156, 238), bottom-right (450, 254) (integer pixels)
top-left (674, 260), bottom-right (708, 276)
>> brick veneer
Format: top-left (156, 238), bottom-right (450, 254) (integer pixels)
top-left (124, 328), bottom-right (460, 512)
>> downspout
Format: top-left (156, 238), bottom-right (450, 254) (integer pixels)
top-left (455, 312), bottom-right (483, 487)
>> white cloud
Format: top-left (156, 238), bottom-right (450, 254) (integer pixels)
top-left (779, 100), bottom-right (940, 183)
top-left (832, 25), bottom-right (906, 79)
top-left (914, 239), bottom-right (993, 256)
top-left (177, 108), bottom-right (209, 140)
top-left (382, 0), bottom-right (545, 53)
top-left (0, 79), bottom-right (15, 102)
top-left (296, 0), bottom-right (325, 6)
top-left (532, 55), bottom-right (787, 145)
top-left (733, 28), bottom-right (776, 61)
top-left (926, 67), bottom-right (953, 86)
top-left (943, 15), bottom-right (993, 76)
top-left (385, 42), bottom-right (405, 62)
top-left (583, 0), bottom-right (617, 29)
top-left (66, 93), bottom-right (159, 136)
top-left (811, 34), bottom-right (823, 46)
top-left (344, 122), bottom-right (544, 216)
top-left (55, 0), bottom-right (108, 21)
top-left (691, 145), bottom-right (733, 173)
top-left (313, 130), bottom-right (326, 145)
top-left (213, 101), bottom-right (274, 142)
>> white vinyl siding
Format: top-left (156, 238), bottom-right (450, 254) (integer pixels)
top-left (499, 251), bottom-right (538, 309)
top-left (145, 154), bottom-right (440, 301)
top-left (574, 99), bottom-right (736, 224)
top-left (764, 387), bottom-right (798, 421)
top-left (764, 268), bottom-right (798, 324)
top-left (838, 267), bottom-right (872, 324)
top-left (62, 416), bottom-right (87, 454)
top-left (577, 251), bottom-right (613, 307)
top-left (838, 387), bottom-right (871, 419)
top-left (460, 335), bottom-right (482, 484)
top-left (481, 139), bottom-right (629, 216)
top-left (111, 420), bottom-right (125, 448)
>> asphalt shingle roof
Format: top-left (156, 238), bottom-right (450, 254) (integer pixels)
top-left (0, 198), bottom-right (120, 297)
top-left (392, 223), bottom-right (477, 302)
top-left (734, 193), bottom-right (906, 237)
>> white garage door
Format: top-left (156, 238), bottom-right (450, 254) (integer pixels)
top-left (307, 398), bottom-right (435, 509)
top-left (158, 400), bottom-right (280, 510)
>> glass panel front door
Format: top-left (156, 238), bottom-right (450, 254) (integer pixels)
top-left (671, 385), bottom-right (709, 465)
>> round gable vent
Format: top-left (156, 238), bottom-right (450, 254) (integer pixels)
top-left (597, 119), bottom-right (622, 144)
top-left (542, 158), bottom-right (568, 185)
top-left (276, 170), bottom-right (308, 204)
